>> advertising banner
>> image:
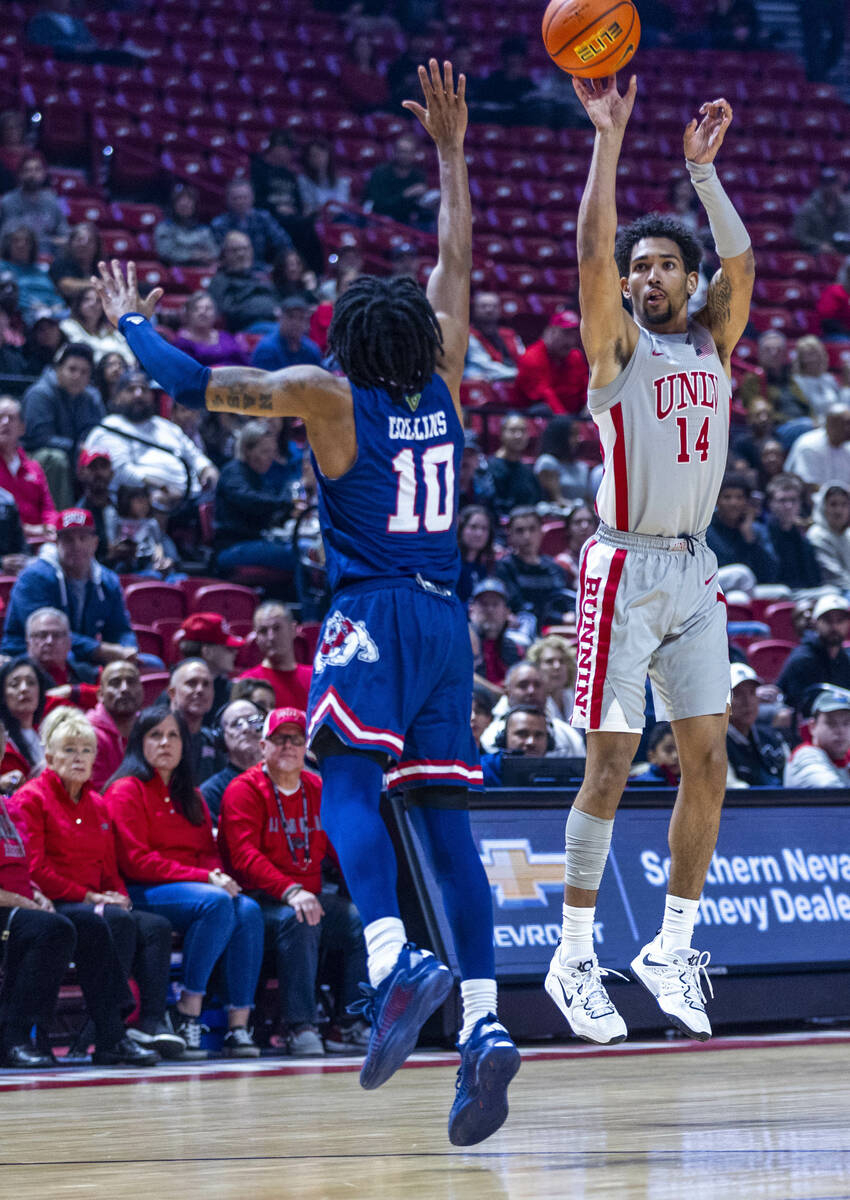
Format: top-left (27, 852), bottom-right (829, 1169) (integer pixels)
top-left (404, 803), bottom-right (850, 978)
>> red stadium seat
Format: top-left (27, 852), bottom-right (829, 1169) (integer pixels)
top-left (152, 618), bottom-right (185, 666)
top-left (124, 582), bottom-right (186, 625)
top-left (294, 623), bottom-right (322, 665)
top-left (765, 601), bottom-right (798, 643)
top-left (132, 625), bottom-right (165, 659)
top-left (140, 672), bottom-right (171, 706)
top-left (747, 639), bottom-right (795, 683)
top-left (540, 522), bottom-right (568, 557)
top-left (191, 583), bottom-right (258, 623)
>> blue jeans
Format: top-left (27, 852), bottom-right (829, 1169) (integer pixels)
top-left (217, 540), bottom-right (296, 572)
top-left (257, 892), bottom-right (366, 1025)
top-left (128, 883), bottom-right (264, 1008)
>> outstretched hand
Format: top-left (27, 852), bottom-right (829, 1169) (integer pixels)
top-left (572, 74), bottom-right (637, 134)
top-left (684, 98), bottom-right (733, 164)
top-left (93, 260), bottom-right (164, 329)
top-left (403, 58), bottom-right (467, 153)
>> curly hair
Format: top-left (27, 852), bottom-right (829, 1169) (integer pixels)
top-left (327, 275), bottom-right (443, 404)
top-left (614, 213), bottom-right (703, 278)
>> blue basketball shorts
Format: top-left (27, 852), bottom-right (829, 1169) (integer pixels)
top-left (307, 576), bottom-right (482, 792)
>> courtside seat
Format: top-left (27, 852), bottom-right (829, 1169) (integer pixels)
top-left (140, 672), bottom-right (171, 705)
top-left (100, 230), bottom-right (143, 257)
top-left (460, 382), bottom-right (495, 410)
top-left (109, 202), bottom-right (163, 232)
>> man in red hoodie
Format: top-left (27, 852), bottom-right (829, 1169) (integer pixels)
top-left (218, 707), bottom-right (367, 1057)
top-left (514, 309), bottom-right (590, 415)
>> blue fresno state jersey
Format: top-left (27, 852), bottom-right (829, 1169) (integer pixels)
top-left (312, 374), bottom-right (463, 592)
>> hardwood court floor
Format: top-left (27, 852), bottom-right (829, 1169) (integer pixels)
top-left (3, 1034), bottom-right (850, 1199)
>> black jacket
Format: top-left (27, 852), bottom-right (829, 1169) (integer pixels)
top-left (777, 631), bottom-right (850, 715)
top-left (213, 459), bottom-right (292, 549)
top-left (764, 517), bottom-right (821, 590)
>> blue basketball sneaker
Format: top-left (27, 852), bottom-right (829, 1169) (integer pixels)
top-left (448, 1015), bottom-right (521, 1146)
top-left (348, 943), bottom-right (453, 1090)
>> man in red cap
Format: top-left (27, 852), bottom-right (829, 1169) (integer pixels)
top-left (75, 447), bottom-right (117, 564)
top-left (177, 612), bottom-right (245, 712)
top-left (1, 508), bottom-right (140, 679)
top-left (219, 707), bottom-right (367, 1057)
top-left (514, 309), bottom-right (590, 415)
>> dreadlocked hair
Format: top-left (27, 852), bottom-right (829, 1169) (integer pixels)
top-left (614, 213), bottom-right (703, 277)
top-left (327, 275), bottom-right (443, 404)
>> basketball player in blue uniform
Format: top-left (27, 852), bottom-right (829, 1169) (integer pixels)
top-left (95, 60), bottom-right (520, 1147)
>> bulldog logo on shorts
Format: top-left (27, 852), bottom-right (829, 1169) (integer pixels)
top-left (314, 610), bottom-right (379, 675)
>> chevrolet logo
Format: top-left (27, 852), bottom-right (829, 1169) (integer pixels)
top-left (479, 839), bottom-right (563, 906)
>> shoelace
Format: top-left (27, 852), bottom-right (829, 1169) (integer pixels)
top-left (181, 1019), bottom-right (209, 1048)
top-left (346, 981), bottom-right (378, 1024)
top-left (227, 1027), bottom-right (255, 1046)
top-left (682, 950), bottom-right (714, 1006)
top-left (578, 962), bottom-right (629, 1017)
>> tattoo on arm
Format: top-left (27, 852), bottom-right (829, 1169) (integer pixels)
top-left (707, 273), bottom-right (733, 329)
top-left (215, 386), bottom-right (275, 412)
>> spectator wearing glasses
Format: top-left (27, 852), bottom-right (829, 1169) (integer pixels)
top-left (219, 708), bottom-right (368, 1056)
top-left (200, 699), bottom-right (265, 821)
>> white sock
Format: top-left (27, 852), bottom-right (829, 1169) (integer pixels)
top-left (364, 917), bottom-right (407, 987)
top-left (559, 903), bottom-right (595, 963)
top-left (660, 894), bottom-right (700, 952)
top-left (458, 978), bottom-right (498, 1044)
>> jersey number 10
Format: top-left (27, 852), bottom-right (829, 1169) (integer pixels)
top-left (389, 444), bottom-right (455, 533)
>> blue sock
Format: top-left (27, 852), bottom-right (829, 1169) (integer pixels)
top-left (319, 753), bottom-right (401, 927)
top-left (413, 806), bottom-right (495, 980)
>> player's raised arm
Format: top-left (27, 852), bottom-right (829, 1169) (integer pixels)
top-left (573, 74), bottom-right (640, 388)
top-left (685, 99), bottom-right (755, 370)
top-left (403, 58), bottom-right (470, 408)
top-left (93, 260), bottom-right (350, 423)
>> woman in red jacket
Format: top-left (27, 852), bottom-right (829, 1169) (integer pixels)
top-left (14, 707), bottom-right (170, 1066)
top-left (105, 705), bottom-right (263, 1060)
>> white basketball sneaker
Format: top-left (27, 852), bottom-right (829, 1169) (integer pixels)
top-left (545, 946), bottom-right (628, 1045)
top-left (630, 934), bottom-right (714, 1041)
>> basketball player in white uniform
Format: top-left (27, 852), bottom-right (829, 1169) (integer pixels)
top-left (545, 75), bottom-right (755, 1042)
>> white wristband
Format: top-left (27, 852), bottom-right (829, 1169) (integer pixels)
top-left (685, 159), bottom-right (751, 260)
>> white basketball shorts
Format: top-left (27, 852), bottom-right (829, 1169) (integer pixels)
top-left (571, 524), bottom-right (731, 734)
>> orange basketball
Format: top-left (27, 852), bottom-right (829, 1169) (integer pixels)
top-left (542, 0), bottom-right (641, 78)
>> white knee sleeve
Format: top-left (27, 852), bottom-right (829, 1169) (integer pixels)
top-left (564, 806), bottom-right (614, 891)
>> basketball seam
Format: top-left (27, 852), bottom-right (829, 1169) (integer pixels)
top-left (549, 3), bottom-right (634, 65)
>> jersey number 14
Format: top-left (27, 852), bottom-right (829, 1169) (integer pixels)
top-left (676, 416), bottom-right (711, 464)
top-left (389, 444), bottom-right (455, 533)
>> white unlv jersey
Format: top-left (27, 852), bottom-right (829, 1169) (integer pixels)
top-left (590, 321), bottom-right (731, 537)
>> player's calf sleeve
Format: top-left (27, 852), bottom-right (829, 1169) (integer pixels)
top-left (319, 753), bottom-right (402, 927)
top-left (563, 806), bottom-right (614, 891)
top-left (413, 805), bottom-right (495, 980)
top-left (118, 314), bottom-right (211, 409)
top-left (685, 161), bottom-right (751, 260)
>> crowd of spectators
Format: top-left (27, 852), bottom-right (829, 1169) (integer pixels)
top-left (1, 0), bottom-right (850, 1068)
